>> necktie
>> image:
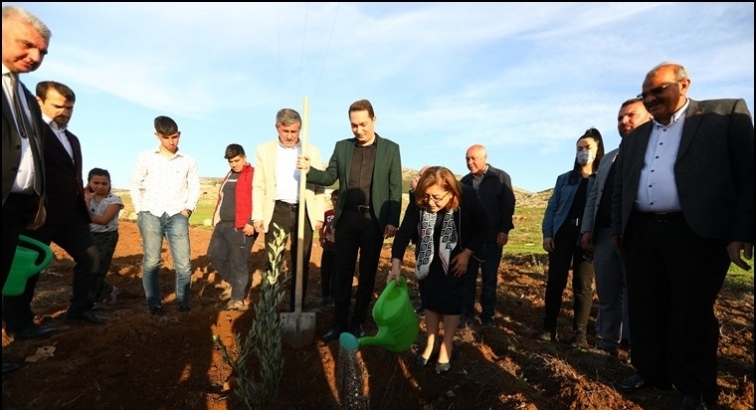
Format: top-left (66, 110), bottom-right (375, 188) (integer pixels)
top-left (9, 73), bottom-right (43, 194)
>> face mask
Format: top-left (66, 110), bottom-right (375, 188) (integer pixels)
top-left (576, 150), bottom-right (595, 165)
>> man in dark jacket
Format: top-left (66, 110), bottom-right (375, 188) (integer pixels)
top-left (611, 62), bottom-right (754, 410)
top-left (460, 145), bottom-right (516, 327)
top-left (5, 80), bottom-right (108, 347)
top-left (2, 5), bottom-right (54, 374)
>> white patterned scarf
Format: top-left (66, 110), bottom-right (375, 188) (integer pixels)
top-left (415, 209), bottom-right (457, 280)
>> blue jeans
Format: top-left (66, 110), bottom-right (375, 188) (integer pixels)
top-left (137, 211), bottom-right (192, 308)
top-left (463, 241), bottom-right (503, 321)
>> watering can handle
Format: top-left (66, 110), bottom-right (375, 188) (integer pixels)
top-left (386, 275), bottom-right (405, 291)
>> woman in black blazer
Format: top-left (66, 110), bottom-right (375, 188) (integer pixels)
top-left (387, 166), bottom-right (488, 374)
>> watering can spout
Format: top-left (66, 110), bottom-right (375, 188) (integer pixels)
top-left (356, 328), bottom-right (394, 348)
top-left (338, 277), bottom-right (419, 353)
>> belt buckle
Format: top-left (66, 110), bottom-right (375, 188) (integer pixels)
top-left (357, 205), bottom-right (370, 213)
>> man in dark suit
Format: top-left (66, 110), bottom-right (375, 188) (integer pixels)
top-left (460, 144), bottom-right (515, 328)
top-left (4, 81), bottom-right (107, 344)
top-left (298, 99), bottom-right (402, 341)
top-left (581, 99), bottom-right (652, 356)
top-left (611, 63), bottom-right (754, 410)
top-left (2, 5), bottom-right (54, 374)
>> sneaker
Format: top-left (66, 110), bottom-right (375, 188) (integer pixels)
top-left (595, 343), bottom-right (619, 357)
top-left (177, 304), bottom-right (191, 312)
top-left (219, 287), bottom-right (232, 301)
top-left (414, 304), bottom-right (425, 315)
top-left (224, 300), bottom-right (248, 312)
top-left (537, 329), bottom-right (556, 342)
top-left (149, 305), bottom-right (165, 316)
top-left (570, 331), bottom-right (589, 348)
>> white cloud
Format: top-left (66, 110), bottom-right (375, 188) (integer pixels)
top-left (14, 2), bottom-right (754, 191)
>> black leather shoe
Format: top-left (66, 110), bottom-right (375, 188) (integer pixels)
top-left (416, 353), bottom-right (434, 367)
top-left (13, 325), bottom-right (60, 340)
top-left (149, 305), bottom-right (165, 316)
top-left (435, 361), bottom-right (451, 375)
top-left (613, 373), bottom-right (671, 392)
top-left (65, 310), bottom-right (107, 325)
top-left (322, 328), bottom-right (343, 342)
top-left (2, 361), bottom-right (20, 374)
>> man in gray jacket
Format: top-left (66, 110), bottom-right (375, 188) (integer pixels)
top-left (580, 99), bottom-right (651, 355)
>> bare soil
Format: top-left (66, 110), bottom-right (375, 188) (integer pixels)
top-left (2, 221), bottom-right (753, 410)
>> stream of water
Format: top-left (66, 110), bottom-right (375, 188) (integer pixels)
top-left (336, 345), bottom-right (370, 410)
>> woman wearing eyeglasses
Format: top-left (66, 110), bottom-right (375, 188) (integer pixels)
top-left (539, 128), bottom-right (605, 347)
top-left (387, 166), bottom-right (488, 375)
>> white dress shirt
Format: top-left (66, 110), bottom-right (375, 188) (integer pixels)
top-left (2, 64), bottom-right (36, 193)
top-left (42, 113), bottom-right (74, 160)
top-left (274, 142), bottom-right (301, 204)
top-left (128, 146), bottom-right (201, 217)
top-left (634, 99), bottom-right (689, 212)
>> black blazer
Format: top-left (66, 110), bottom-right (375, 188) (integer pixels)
top-left (40, 123), bottom-right (89, 224)
top-left (392, 184), bottom-right (489, 262)
top-left (612, 98), bottom-right (754, 243)
top-left (2, 81), bottom-right (46, 207)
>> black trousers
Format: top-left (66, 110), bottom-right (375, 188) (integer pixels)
top-left (543, 223), bottom-right (595, 333)
top-left (2, 193), bottom-right (38, 296)
top-left (331, 209), bottom-right (384, 330)
top-left (4, 210), bottom-right (98, 331)
top-left (623, 213), bottom-right (729, 403)
top-left (320, 246), bottom-right (336, 298)
top-left (264, 201), bottom-right (314, 311)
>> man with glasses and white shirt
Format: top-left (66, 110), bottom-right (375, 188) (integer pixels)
top-left (611, 62), bottom-right (753, 410)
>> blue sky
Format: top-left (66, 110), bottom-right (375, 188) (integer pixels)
top-left (8, 2), bottom-right (754, 192)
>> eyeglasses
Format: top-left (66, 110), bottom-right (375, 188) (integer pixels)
top-left (637, 83), bottom-right (676, 100)
top-left (424, 191), bottom-right (450, 204)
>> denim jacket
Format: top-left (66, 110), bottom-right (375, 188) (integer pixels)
top-left (542, 170), bottom-right (596, 243)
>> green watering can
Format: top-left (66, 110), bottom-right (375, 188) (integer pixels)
top-left (3, 235), bottom-right (53, 296)
top-left (340, 277), bottom-right (419, 352)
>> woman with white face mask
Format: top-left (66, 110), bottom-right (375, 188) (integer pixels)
top-left (539, 128), bottom-right (605, 347)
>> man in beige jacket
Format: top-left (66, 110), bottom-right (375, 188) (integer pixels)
top-left (252, 108), bottom-right (324, 311)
